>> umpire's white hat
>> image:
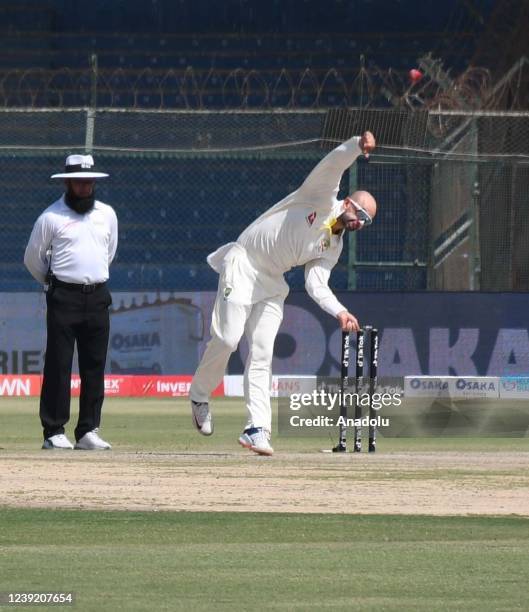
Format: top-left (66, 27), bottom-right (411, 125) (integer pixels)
top-left (51, 154), bottom-right (109, 179)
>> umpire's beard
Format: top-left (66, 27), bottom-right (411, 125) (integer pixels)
top-left (64, 189), bottom-right (95, 214)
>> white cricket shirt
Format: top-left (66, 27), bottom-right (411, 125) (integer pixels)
top-left (238, 206), bottom-right (344, 316)
top-left (24, 196), bottom-right (118, 285)
top-left (208, 136), bottom-right (362, 317)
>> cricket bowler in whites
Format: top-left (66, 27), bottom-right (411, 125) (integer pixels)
top-left (190, 131), bottom-right (376, 455)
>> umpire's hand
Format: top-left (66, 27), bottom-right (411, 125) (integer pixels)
top-left (336, 310), bottom-right (360, 332)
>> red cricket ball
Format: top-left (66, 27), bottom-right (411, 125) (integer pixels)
top-left (409, 68), bottom-right (423, 83)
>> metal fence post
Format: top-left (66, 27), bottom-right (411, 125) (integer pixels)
top-left (85, 53), bottom-right (98, 153)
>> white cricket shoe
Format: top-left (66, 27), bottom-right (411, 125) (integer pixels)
top-left (42, 433), bottom-right (74, 449)
top-left (75, 429), bottom-right (112, 450)
top-left (238, 427), bottom-right (274, 456)
top-left (191, 400), bottom-right (214, 436)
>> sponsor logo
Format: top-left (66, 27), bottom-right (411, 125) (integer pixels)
top-left (155, 381), bottom-right (191, 395)
top-left (0, 377), bottom-right (32, 396)
top-left (410, 378), bottom-right (449, 390)
top-left (105, 379), bottom-right (123, 391)
top-left (500, 377), bottom-right (529, 394)
top-left (317, 237), bottom-right (331, 253)
top-left (111, 332), bottom-right (161, 350)
top-left (272, 379), bottom-right (302, 393)
top-left (70, 377), bottom-right (124, 392)
top-left (406, 376), bottom-right (500, 398)
top-left (456, 378), bottom-right (497, 392)
top-left (501, 379), bottom-right (517, 391)
top-left (306, 211), bottom-right (317, 227)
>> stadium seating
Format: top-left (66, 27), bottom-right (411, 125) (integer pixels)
top-left (0, 0), bottom-right (490, 107)
top-left (0, 0), bottom-right (491, 291)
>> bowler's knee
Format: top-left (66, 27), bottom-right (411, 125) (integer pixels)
top-left (213, 330), bottom-right (241, 354)
top-left (248, 338), bottom-right (275, 366)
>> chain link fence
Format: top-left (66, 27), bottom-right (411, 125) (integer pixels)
top-left (425, 111), bottom-right (529, 291)
top-left (1, 107), bottom-right (527, 292)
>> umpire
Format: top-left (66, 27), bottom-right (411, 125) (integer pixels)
top-left (24, 154), bottom-right (118, 450)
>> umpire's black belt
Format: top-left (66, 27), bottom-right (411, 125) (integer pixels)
top-left (52, 278), bottom-right (107, 293)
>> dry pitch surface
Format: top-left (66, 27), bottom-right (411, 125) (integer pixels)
top-left (1, 450), bottom-right (529, 515)
top-left (2, 399), bottom-right (528, 516)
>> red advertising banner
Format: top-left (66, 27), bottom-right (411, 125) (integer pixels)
top-left (129, 376), bottom-right (224, 397)
top-left (0, 375), bottom-right (41, 396)
top-left (0, 375), bottom-right (224, 398)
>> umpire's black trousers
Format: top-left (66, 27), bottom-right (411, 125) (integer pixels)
top-left (40, 281), bottom-right (112, 441)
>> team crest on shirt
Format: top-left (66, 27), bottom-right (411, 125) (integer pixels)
top-left (223, 287), bottom-right (232, 300)
top-left (317, 237), bottom-right (331, 253)
top-left (306, 211), bottom-right (317, 227)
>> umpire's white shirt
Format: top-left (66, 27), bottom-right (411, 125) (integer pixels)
top-left (207, 136), bottom-right (362, 317)
top-left (24, 196), bottom-right (118, 284)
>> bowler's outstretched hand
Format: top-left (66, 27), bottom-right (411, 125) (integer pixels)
top-left (336, 310), bottom-right (360, 332)
top-left (359, 131), bottom-right (376, 158)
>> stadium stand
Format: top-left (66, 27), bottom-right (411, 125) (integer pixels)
top-left (0, 1), bottom-right (498, 292)
top-left (0, 1), bottom-right (492, 79)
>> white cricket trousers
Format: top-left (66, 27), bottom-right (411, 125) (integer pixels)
top-left (190, 291), bottom-right (284, 433)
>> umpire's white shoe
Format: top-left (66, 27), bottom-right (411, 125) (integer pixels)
top-left (191, 400), bottom-right (214, 436)
top-left (238, 427), bottom-right (274, 456)
top-left (75, 429), bottom-right (112, 450)
top-left (42, 433), bottom-right (74, 449)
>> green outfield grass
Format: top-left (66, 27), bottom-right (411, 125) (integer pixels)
top-left (0, 508), bottom-right (528, 611)
top-left (1, 398), bottom-right (529, 610)
top-left (0, 397), bottom-right (528, 453)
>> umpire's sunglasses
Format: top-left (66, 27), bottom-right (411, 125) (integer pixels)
top-left (351, 199), bottom-right (373, 227)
